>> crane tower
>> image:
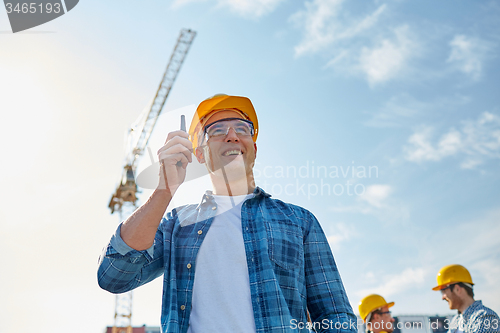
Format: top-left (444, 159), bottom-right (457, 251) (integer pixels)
top-left (108, 28), bottom-right (196, 333)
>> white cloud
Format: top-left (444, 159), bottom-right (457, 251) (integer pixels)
top-left (405, 126), bottom-right (462, 162)
top-left (291, 0), bottom-right (344, 56)
top-left (405, 127), bottom-right (440, 162)
top-left (217, 0), bottom-right (284, 17)
top-left (438, 129), bottom-right (462, 156)
top-left (172, 0), bottom-right (208, 9)
top-left (365, 94), bottom-right (472, 128)
top-left (291, 2), bottom-right (421, 86)
top-left (359, 25), bottom-right (415, 85)
top-left (291, 0), bottom-right (386, 56)
top-left (360, 184), bottom-right (392, 208)
top-left (324, 48), bottom-right (350, 67)
top-left (404, 112), bottom-right (500, 168)
top-left (459, 158), bottom-right (483, 170)
top-left (327, 222), bottom-right (357, 251)
top-left (364, 93), bottom-right (425, 128)
top-left (172, 0), bottom-right (284, 17)
top-left (447, 35), bottom-right (492, 80)
top-left (330, 184), bottom-right (410, 224)
top-left (356, 267), bottom-right (427, 298)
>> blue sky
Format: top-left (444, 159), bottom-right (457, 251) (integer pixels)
top-left (1, 0), bottom-right (499, 332)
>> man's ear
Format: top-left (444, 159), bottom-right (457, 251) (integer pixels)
top-left (195, 146), bottom-right (205, 163)
top-left (453, 284), bottom-right (463, 296)
top-left (254, 143), bottom-right (257, 157)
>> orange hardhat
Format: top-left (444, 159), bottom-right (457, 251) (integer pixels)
top-left (432, 264), bottom-right (474, 291)
top-left (358, 294), bottom-right (394, 323)
top-left (188, 94), bottom-right (259, 152)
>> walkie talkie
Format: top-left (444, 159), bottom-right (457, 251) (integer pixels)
top-left (176, 115), bottom-right (186, 167)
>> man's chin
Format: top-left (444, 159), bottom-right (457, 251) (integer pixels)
top-left (222, 157), bottom-right (247, 170)
top-left (213, 161), bottom-right (247, 178)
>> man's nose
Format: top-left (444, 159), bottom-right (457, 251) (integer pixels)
top-left (225, 128), bottom-right (239, 142)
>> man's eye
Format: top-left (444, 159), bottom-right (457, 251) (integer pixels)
top-left (235, 126), bottom-right (250, 134)
top-left (209, 128), bottom-right (226, 136)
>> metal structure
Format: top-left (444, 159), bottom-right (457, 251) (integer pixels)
top-left (109, 28), bottom-right (196, 214)
top-left (107, 28), bottom-right (196, 331)
top-left (111, 292), bottom-right (133, 333)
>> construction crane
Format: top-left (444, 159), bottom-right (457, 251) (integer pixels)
top-left (107, 28), bottom-right (196, 333)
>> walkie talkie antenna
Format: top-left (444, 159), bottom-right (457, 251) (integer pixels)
top-left (176, 115), bottom-right (186, 167)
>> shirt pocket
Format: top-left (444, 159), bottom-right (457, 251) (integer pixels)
top-left (266, 223), bottom-right (304, 270)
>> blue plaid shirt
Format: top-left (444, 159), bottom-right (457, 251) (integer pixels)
top-left (98, 187), bottom-right (356, 333)
top-left (448, 301), bottom-right (500, 333)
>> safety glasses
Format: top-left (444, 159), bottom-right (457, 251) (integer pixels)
top-left (440, 284), bottom-right (455, 294)
top-left (202, 118), bottom-right (254, 143)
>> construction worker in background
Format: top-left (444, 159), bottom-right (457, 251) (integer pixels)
top-left (433, 264), bottom-right (500, 333)
top-left (98, 94), bottom-right (357, 333)
top-left (359, 294), bottom-right (395, 333)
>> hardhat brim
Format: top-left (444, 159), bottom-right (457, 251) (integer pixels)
top-left (432, 281), bottom-right (474, 291)
top-left (362, 301), bottom-right (395, 322)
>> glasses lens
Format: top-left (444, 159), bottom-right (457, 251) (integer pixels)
top-left (205, 119), bottom-right (253, 139)
top-left (440, 285), bottom-right (452, 294)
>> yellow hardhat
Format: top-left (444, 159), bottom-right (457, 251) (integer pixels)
top-left (432, 264), bottom-right (474, 291)
top-left (188, 94), bottom-right (259, 152)
top-left (358, 294), bottom-right (395, 323)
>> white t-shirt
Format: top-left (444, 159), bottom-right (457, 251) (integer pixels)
top-left (187, 193), bottom-right (256, 333)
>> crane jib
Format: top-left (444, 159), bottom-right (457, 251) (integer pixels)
top-left (108, 29), bottom-right (196, 216)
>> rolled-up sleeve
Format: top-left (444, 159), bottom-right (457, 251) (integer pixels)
top-left (97, 222), bottom-right (166, 294)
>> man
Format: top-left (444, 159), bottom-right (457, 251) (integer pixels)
top-left (432, 264), bottom-right (499, 333)
top-left (358, 294), bottom-right (395, 333)
top-left (98, 94), bottom-right (357, 333)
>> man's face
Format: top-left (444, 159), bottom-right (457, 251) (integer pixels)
top-left (195, 111), bottom-right (257, 182)
top-left (441, 285), bottom-right (461, 310)
top-left (370, 306), bottom-right (395, 333)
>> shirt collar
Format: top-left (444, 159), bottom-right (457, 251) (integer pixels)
top-left (461, 300), bottom-right (482, 317)
top-left (253, 186), bottom-right (272, 198)
top-left (198, 186), bottom-right (271, 207)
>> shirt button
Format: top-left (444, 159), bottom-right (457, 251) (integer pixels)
top-left (212, 206), bottom-right (217, 210)
top-left (198, 230), bottom-right (203, 235)
top-left (180, 305), bottom-right (186, 310)
top-left (187, 263), bottom-right (192, 269)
